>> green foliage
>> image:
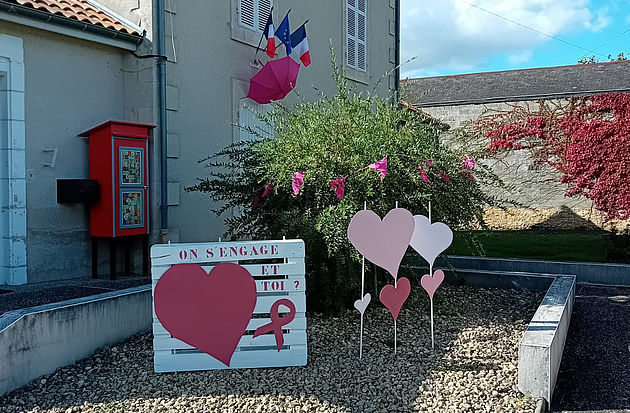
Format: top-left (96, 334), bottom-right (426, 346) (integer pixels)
top-left (578, 52), bottom-right (627, 64)
top-left (187, 55), bottom-right (495, 313)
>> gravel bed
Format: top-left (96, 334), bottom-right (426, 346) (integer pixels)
top-left (0, 285), bottom-right (541, 413)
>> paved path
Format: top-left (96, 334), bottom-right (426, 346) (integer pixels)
top-left (551, 284), bottom-right (630, 412)
top-left (0, 276), bottom-right (150, 316)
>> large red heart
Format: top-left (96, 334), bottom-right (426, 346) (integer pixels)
top-left (379, 277), bottom-right (411, 321)
top-left (154, 263), bottom-right (257, 366)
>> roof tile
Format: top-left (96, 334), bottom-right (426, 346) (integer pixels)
top-left (401, 61), bottom-right (630, 107)
top-left (4, 0), bottom-right (140, 36)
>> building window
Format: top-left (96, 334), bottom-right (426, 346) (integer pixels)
top-left (346, 0), bottom-right (366, 71)
top-left (238, 0), bottom-right (272, 33)
top-left (239, 98), bottom-right (273, 141)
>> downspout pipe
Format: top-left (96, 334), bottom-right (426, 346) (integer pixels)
top-left (395, 0), bottom-right (400, 102)
top-left (156, 0), bottom-right (169, 243)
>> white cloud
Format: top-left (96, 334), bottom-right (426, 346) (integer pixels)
top-left (507, 50), bottom-right (532, 65)
top-left (401, 0), bottom-right (611, 78)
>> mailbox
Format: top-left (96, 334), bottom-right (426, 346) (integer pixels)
top-left (79, 121), bottom-right (155, 237)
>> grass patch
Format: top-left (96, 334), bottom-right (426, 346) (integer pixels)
top-left (449, 230), bottom-right (628, 263)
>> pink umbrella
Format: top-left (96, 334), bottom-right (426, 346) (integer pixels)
top-left (248, 56), bottom-right (300, 104)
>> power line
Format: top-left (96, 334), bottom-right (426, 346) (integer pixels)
top-left (573, 27), bottom-right (630, 63)
top-left (458, 0), bottom-right (609, 59)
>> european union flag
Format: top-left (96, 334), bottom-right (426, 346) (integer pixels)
top-left (276, 13), bottom-right (292, 55)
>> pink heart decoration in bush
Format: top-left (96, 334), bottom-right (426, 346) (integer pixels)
top-left (379, 277), bottom-right (411, 321)
top-left (347, 208), bottom-right (415, 280)
top-left (154, 262), bottom-right (257, 367)
top-left (409, 215), bottom-right (453, 268)
top-left (421, 269), bottom-right (445, 300)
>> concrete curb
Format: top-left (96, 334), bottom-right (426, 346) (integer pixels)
top-left (0, 285), bottom-right (152, 396)
top-left (518, 275), bottom-right (575, 406)
top-left (439, 255), bottom-right (630, 286)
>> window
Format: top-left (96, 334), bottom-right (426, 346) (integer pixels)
top-left (346, 0), bottom-right (366, 71)
top-left (238, 0), bottom-right (272, 33)
top-left (239, 98), bottom-right (273, 141)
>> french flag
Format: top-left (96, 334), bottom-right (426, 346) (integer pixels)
top-left (290, 24), bottom-right (311, 67)
top-left (263, 10), bottom-right (275, 58)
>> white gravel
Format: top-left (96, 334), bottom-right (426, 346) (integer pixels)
top-left (0, 285), bottom-right (541, 413)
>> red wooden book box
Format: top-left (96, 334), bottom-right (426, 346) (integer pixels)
top-left (79, 121), bottom-right (155, 279)
top-left (79, 121), bottom-right (155, 237)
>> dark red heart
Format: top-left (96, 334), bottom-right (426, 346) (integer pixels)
top-left (379, 277), bottom-right (411, 321)
top-left (154, 263), bottom-right (257, 366)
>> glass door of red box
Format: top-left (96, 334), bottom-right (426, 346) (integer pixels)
top-left (114, 137), bottom-right (149, 236)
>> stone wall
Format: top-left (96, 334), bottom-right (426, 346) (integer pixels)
top-left (421, 101), bottom-right (629, 231)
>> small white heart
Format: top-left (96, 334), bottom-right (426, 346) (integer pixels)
top-left (409, 215), bottom-right (453, 268)
top-left (354, 293), bottom-right (372, 315)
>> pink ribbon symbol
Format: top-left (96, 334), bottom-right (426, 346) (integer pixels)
top-left (253, 299), bottom-right (296, 351)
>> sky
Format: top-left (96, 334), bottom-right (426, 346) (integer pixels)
top-left (400, 0), bottom-right (630, 79)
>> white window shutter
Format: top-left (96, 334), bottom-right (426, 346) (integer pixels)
top-left (239, 0), bottom-right (273, 33)
top-left (258, 0), bottom-right (272, 31)
top-left (239, 98), bottom-right (273, 141)
top-left (239, 0), bottom-right (255, 30)
top-left (347, 0), bottom-right (366, 71)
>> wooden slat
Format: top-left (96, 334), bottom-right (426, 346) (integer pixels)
top-left (151, 261), bottom-right (306, 280)
top-left (151, 293), bottom-right (306, 320)
top-left (151, 240), bottom-right (305, 265)
top-left (153, 330), bottom-right (307, 351)
top-left (152, 314), bottom-right (307, 336)
top-left (151, 274), bottom-right (305, 293)
top-left (154, 345), bottom-right (307, 372)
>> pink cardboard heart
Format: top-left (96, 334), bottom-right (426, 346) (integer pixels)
top-left (379, 277), bottom-right (411, 321)
top-left (409, 215), bottom-right (453, 268)
top-left (154, 262), bottom-right (257, 367)
top-left (347, 208), bottom-right (415, 280)
top-left (421, 269), bottom-right (445, 300)
top-left (354, 293), bottom-right (371, 315)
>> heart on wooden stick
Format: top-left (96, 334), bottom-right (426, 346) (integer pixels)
top-left (354, 293), bottom-right (371, 315)
top-left (347, 208), bottom-right (415, 280)
top-left (154, 263), bottom-right (257, 367)
top-left (421, 269), bottom-right (445, 300)
top-left (379, 277), bottom-right (411, 321)
top-left (409, 215), bottom-right (453, 268)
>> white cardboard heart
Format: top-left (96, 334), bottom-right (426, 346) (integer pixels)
top-left (409, 215), bottom-right (453, 267)
top-left (354, 293), bottom-right (372, 315)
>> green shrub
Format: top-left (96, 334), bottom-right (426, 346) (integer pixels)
top-left (187, 57), bottom-right (495, 313)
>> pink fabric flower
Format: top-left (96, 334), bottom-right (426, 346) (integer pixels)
top-left (440, 170), bottom-right (450, 182)
top-left (262, 183), bottom-right (272, 197)
top-left (367, 157), bottom-right (387, 181)
top-left (419, 166), bottom-right (431, 183)
top-left (329, 177), bottom-right (347, 201)
top-left (461, 156), bottom-right (475, 171)
top-left (292, 172), bottom-right (305, 196)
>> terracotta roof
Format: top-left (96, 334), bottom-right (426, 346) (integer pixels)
top-left (401, 60), bottom-right (630, 107)
top-left (3, 0), bottom-right (140, 35)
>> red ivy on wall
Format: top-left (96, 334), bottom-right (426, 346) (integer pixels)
top-left (474, 93), bottom-right (630, 220)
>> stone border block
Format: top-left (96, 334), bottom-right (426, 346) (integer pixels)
top-left (518, 275), bottom-right (576, 405)
top-left (0, 285), bottom-right (152, 396)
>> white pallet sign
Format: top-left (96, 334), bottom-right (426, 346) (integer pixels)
top-left (151, 239), bottom-right (307, 372)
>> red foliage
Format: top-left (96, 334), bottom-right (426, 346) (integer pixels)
top-left (476, 93), bottom-right (630, 220)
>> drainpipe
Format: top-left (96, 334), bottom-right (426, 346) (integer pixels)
top-left (394, 0), bottom-right (400, 102)
top-left (156, 0), bottom-right (169, 243)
